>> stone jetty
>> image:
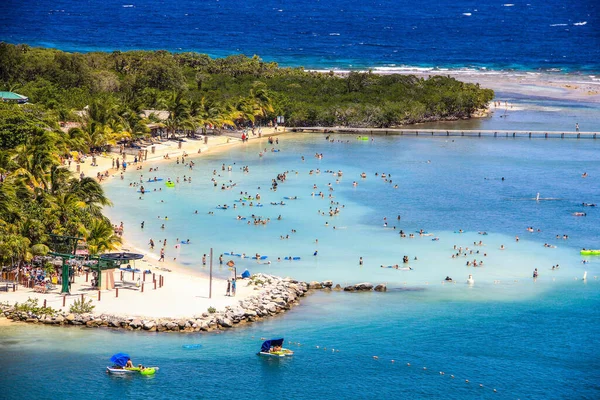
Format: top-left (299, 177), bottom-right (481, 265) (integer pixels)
top-left (0, 274), bottom-right (387, 333)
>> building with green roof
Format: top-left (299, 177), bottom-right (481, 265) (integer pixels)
top-left (0, 91), bottom-right (29, 104)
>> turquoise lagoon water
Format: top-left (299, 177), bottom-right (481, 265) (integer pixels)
top-left (102, 132), bottom-right (600, 290)
top-left (3, 128), bottom-right (600, 399)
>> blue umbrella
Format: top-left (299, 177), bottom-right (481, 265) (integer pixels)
top-left (110, 352), bottom-right (130, 367)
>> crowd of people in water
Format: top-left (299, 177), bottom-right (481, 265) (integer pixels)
top-left (100, 133), bottom-right (596, 289)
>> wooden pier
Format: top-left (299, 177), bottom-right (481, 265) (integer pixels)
top-left (292, 127), bottom-right (599, 139)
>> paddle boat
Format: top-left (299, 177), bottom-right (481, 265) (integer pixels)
top-left (107, 366), bottom-right (157, 375)
top-left (257, 338), bottom-right (294, 357)
top-left (107, 352), bottom-right (158, 375)
top-left (580, 249), bottom-right (600, 256)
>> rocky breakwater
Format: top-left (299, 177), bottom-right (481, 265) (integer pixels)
top-left (0, 274), bottom-right (310, 333)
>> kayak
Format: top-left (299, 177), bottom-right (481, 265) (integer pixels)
top-left (580, 249), bottom-right (600, 255)
top-left (107, 366), bottom-right (158, 375)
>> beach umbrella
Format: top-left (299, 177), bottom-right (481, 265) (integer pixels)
top-left (110, 352), bottom-right (130, 367)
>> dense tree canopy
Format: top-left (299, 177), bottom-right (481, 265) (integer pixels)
top-left (0, 104), bottom-right (121, 266)
top-left (0, 43), bottom-right (494, 130)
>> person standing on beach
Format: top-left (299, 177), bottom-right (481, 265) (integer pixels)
top-left (159, 248), bottom-right (165, 262)
top-left (226, 279), bottom-right (231, 296)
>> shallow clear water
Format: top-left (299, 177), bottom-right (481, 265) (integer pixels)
top-left (103, 133), bottom-right (600, 293)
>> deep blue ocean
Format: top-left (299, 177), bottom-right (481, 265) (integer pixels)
top-left (1, 0), bottom-right (599, 72)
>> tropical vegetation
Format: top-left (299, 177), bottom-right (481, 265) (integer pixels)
top-left (0, 105), bottom-right (121, 267)
top-left (0, 43), bottom-right (494, 142)
top-left (0, 43), bottom-right (494, 267)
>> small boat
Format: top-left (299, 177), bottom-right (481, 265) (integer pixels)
top-left (257, 338), bottom-right (294, 357)
top-left (108, 352), bottom-right (158, 375)
top-left (107, 366), bottom-right (158, 375)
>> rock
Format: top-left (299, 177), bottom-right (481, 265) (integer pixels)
top-left (65, 313), bottom-right (75, 322)
top-left (244, 309), bottom-right (257, 317)
top-left (343, 285), bottom-right (356, 292)
top-left (374, 284), bottom-right (387, 292)
top-left (272, 298), bottom-right (286, 307)
top-left (322, 280), bottom-right (333, 288)
top-left (308, 281), bottom-right (323, 289)
top-left (142, 321), bottom-right (155, 330)
top-left (129, 319), bottom-right (142, 329)
top-left (55, 315), bottom-right (65, 323)
top-left (355, 282), bottom-right (374, 291)
top-left (265, 303), bottom-right (278, 313)
top-left (218, 317), bottom-right (233, 328)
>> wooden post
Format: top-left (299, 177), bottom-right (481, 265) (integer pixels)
top-left (44, 299), bottom-right (47, 308)
top-left (132, 271), bottom-right (135, 280)
top-left (98, 290), bottom-right (101, 301)
top-left (120, 271), bottom-right (123, 281)
top-left (154, 280), bottom-right (157, 290)
top-left (561, 133), bottom-right (564, 138)
top-left (153, 273), bottom-right (156, 282)
top-left (494, 132), bottom-right (497, 137)
top-left (141, 283), bottom-right (144, 293)
top-left (209, 248), bottom-right (213, 299)
top-left (86, 271), bottom-right (89, 282)
top-left (116, 288), bottom-right (119, 298)
top-left (81, 293), bottom-right (84, 303)
top-left (529, 132), bottom-right (531, 138)
top-left (545, 133), bottom-right (548, 138)
top-left (62, 295), bottom-right (66, 307)
top-left (143, 271), bottom-right (146, 282)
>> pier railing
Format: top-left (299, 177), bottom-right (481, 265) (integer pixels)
top-left (292, 127), bottom-right (599, 139)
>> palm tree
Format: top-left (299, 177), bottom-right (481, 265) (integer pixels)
top-left (85, 218), bottom-right (122, 255)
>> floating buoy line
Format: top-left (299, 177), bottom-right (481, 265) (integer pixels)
top-left (252, 336), bottom-right (501, 394)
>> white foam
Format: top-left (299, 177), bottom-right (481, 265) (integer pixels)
top-left (329, 33), bottom-right (341, 36)
top-left (122, 4), bottom-right (134, 7)
top-left (573, 21), bottom-right (587, 26)
top-left (462, 13), bottom-right (472, 16)
top-left (550, 23), bottom-right (568, 27)
top-left (503, 4), bottom-right (514, 6)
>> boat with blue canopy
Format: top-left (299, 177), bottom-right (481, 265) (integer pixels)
top-left (107, 352), bottom-right (158, 375)
top-left (257, 338), bottom-right (294, 357)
